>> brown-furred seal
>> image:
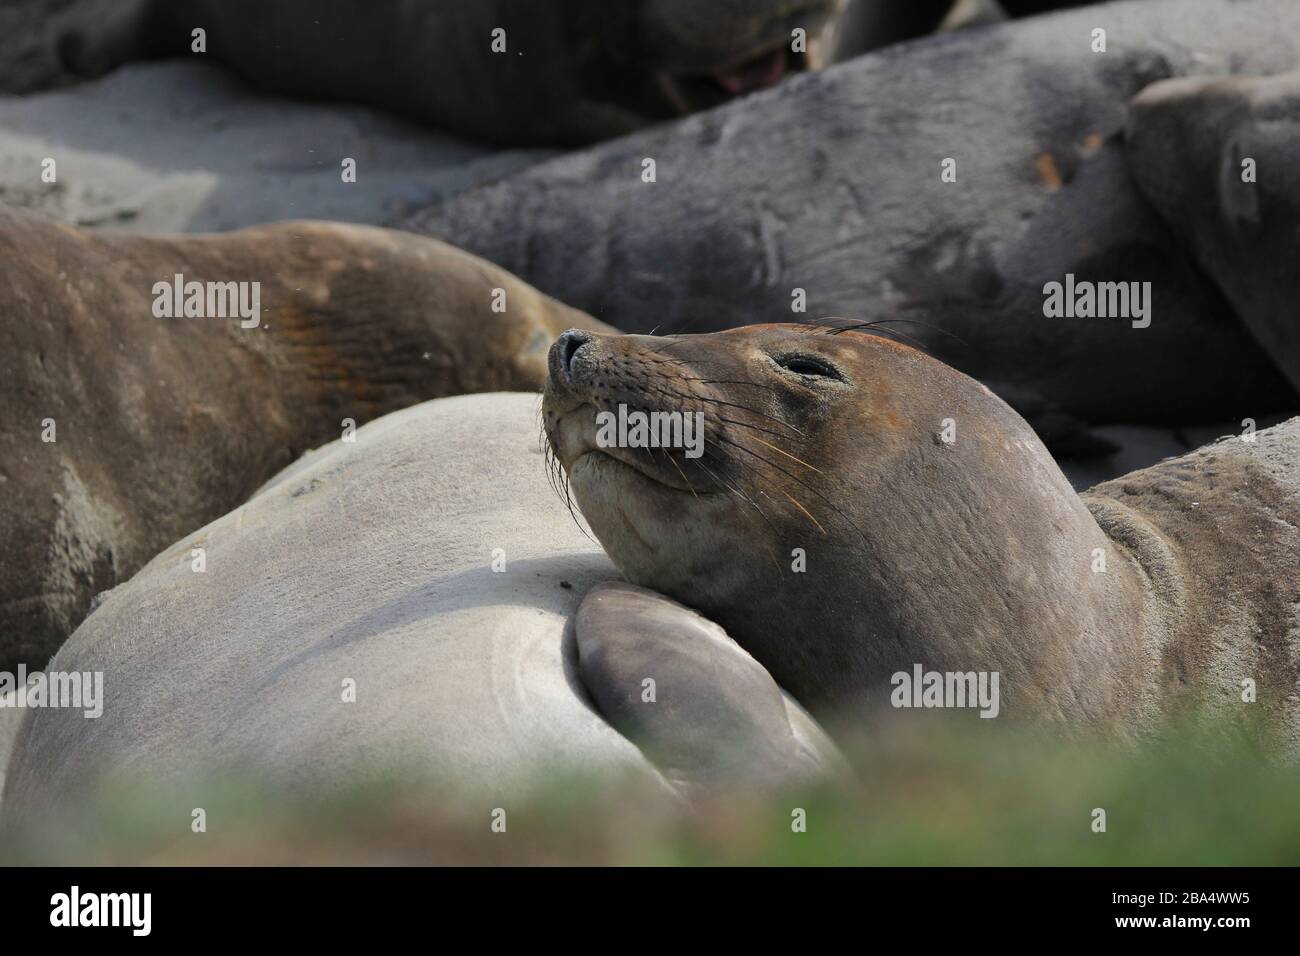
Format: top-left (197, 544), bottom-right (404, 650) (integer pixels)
top-left (14, 0), bottom-right (845, 146)
top-left (0, 204), bottom-right (611, 673)
top-left (544, 325), bottom-right (1300, 749)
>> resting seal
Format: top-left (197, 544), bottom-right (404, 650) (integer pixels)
top-left (543, 325), bottom-right (1300, 746)
top-left (0, 205), bottom-right (610, 673)
top-left (8, 328), bottom-right (1297, 837)
top-left (1125, 69), bottom-right (1300, 395)
top-left (23, 0), bottom-right (844, 145)
top-left (0, 394), bottom-right (842, 835)
top-left (409, 0), bottom-right (1300, 447)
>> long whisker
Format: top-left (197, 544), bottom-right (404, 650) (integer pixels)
top-left (538, 414), bottom-right (599, 545)
top-left (743, 434), bottom-right (824, 474)
top-left (694, 451), bottom-right (785, 578)
top-left (705, 441), bottom-right (819, 542)
top-left (712, 434), bottom-right (868, 545)
top-left (675, 376), bottom-right (771, 390)
top-left (710, 413), bottom-right (808, 445)
top-left (646, 388), bottom-right (806, 439)
top-left (659, 448), bottom-right (699, 500)
top-left (816, 315), bottom-right (970, 350)
top-left (778, 488), bottom-right (827, 536)
top-left (821, 321), bottom-right (930, 352)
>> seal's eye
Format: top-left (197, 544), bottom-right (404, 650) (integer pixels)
top-left (775, 354), bottom-right (843, 381)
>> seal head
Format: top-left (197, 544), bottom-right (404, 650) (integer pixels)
top-left (543, 325), bottom-right (1147, 722)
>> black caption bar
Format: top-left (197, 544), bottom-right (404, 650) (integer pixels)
top-left (0, 866), bottom-right (1285, 941)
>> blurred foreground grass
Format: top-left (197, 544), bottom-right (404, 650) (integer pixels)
top-left (3, 716), bottom-right (1297, 865)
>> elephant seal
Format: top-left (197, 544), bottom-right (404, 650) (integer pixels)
top-left (543, 325), bottom-right (1300, 747)
top-left (27, 0), bottom-right (844, 146)
top-left (0, 394), bottom-right (842, 835)
top-left (0, 204), bottom-right (612, 674)
top-left (8, 329), bottom-right (1296, 834)
top-left (1125, 69), bottom-right (1300, 395)
top-left (408, 0), bottom-right (1300, 448)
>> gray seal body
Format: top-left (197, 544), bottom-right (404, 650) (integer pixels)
top-left (0, 394), bottom-right (843, 831)
top-left (17, 0), bottom-right (844, 146)
top-left (408, 0), bottom-right (1300, 444)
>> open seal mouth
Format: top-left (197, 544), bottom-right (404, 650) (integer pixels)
top-left (658, 42), bottom-right (807, 112)
top-left (696, 41), bottom-right (801, 93)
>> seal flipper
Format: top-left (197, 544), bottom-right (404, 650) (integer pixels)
top-left (574, 581), bottom-right (848, 797)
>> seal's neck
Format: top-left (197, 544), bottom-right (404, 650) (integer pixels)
top-left (870, 459), bottom-right (1150, 727)
top-left (720, 430), bottom-right (1158, 730)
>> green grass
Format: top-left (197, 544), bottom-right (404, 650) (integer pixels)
top-left (3, 718), bottom-right (1297, 865)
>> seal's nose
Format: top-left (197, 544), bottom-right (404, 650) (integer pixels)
top-left (551, 328), bottom-right (591, 384)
